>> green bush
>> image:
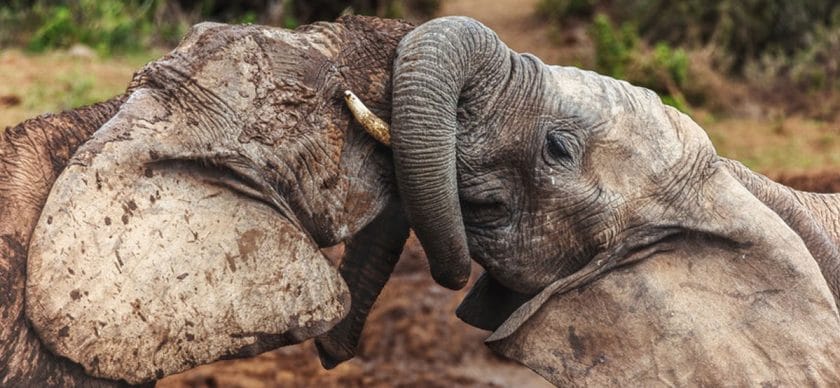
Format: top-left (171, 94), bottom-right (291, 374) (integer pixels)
top-left (608, 0), bottom-right (840, 74)
top-left (21, 0), bottom-right (156, 55)
top-left (790, 24), bottom-right (840, 91)
top-left (590, 14), bottom-right (691, 112)
top-left (590, 14), bottom-right (637, 79)
top-left (1, 0), bottom-right (441, 55)
top-left (537, 0), bottom-right (597, 21)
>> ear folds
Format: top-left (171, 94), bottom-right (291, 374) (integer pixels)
top-left (25, 95), bottom-right (349, 384)
top-left (484, 229), bottom-right (840, 386)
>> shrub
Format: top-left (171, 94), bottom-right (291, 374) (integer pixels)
top-left (590, 13), bottom-right (637, 79)
top-left (23, 0), bottom-right (155, 55)
top-left (590, 14), bottom-right (690, 111)
top-left (790, 24), bottom-right (840, 91)
top-left (609, 0), bottom-right (840, 74)
top-left (1, 0), bottom-right (441, 55)
top-left (537, 0), bottom-right (597, 21)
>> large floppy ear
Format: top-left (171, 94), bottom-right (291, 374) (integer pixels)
top-left (25, 88), bottom-right (349, 384)
top-left (484, 168), bottom-right (840, 386)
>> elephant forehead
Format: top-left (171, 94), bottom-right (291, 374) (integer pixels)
top-left (547, 67), bottom-right (689, 183)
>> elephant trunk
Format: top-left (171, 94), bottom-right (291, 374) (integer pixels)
top-left (390, 17), bottom-right (511, 289)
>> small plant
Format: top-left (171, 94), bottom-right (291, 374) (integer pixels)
top-left (791, 24), bottom-right (840, 92)
top-left (25, 0), bottom-right (155, 55)
top-left (590, 14), bottom-right (692, 112)
top-left (590, 13), bottom-right (637, 79)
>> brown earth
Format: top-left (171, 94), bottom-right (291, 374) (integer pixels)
top-left (773, 171), bottom-right (840, 193)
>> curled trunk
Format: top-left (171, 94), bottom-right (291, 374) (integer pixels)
top-left (390, 17), bottom-right (512, 289)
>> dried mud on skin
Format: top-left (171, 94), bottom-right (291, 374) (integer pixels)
top-left (158, 237), bottom-right (552, 388)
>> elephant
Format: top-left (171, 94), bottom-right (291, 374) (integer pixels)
top-left (3, 13), bottom-right (840, 387)
top-left (368, 15), bottom-right (840, 386)
top-left (3, 16), bottom-right (421, 386)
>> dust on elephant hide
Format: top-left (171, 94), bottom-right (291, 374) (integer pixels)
top-left (22, 17), bottom-right (415, 385)
top-left (485, 235), bottom-right (840, 386)
top-left (373, 16), bottom-right (840, 386)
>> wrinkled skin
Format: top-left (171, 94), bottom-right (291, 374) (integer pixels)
top-left (388, 16), bottom-right (840, 385)
top-left (5, 16), bottom-right (417, 386)
top-left (1, 97), bottom-right (131, 387)
top-left (5, 14), bottom-right (840, 387)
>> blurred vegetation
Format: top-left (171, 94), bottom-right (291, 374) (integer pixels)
top-left (0, 0), bottom-right (440, 55)
top-left (537, 0), bottom-right (840, 115)
top-left (0, 0), bottom-right (440, 133)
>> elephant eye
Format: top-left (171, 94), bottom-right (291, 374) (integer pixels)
top-left (546, 131), bottom-right (571, 160)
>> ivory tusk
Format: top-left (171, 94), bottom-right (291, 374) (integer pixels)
top-left (344, 90), bottom-right (391, 146)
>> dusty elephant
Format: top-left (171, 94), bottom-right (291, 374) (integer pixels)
top-left (362, 16), bottom-right (840, 387)
top-left (3, 16), bottom-right (424, 386)
top-left (4, 13), bottom-right (840, 388)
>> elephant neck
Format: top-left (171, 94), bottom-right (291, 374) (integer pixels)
top-left (790, 191), bottom-right (840, 247)
top-left (0, 98), bottom-right (127, 387)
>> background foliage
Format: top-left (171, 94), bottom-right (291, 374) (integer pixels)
top-left (538, 0), bottom-right (840, 114)
top-left (1, 0), bottom-right (838, 173)
top-left (0, 0), bottom-right (440, 55)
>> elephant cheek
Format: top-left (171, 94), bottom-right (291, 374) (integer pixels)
top-left (25, 143), bottom-right (348, 383)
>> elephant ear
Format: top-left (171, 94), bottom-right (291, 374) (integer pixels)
top-left (483, 171), bottom-right (840, 386)
top-left (25, 89), bottom-right (349, 384)
top-left (456, 272), bottom-right (532, 331)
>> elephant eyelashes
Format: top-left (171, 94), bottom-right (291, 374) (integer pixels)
top-left (546, 131), bottom-right (573, 161)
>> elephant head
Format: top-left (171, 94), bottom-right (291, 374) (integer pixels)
top-left (386, 16), bottom-right (840, 385)
top-left (17, 16), bottom-right (416, 385)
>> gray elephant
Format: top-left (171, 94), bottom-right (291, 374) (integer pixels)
top-left (374, 16), bottom-right (840, 386)
top-left (3, 14), bottom-right (839, 388)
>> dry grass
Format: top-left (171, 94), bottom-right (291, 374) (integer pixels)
top-left (0, 48), bottom-right (160, 129)
top-left (702, 113), bottom-right (840, 174)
